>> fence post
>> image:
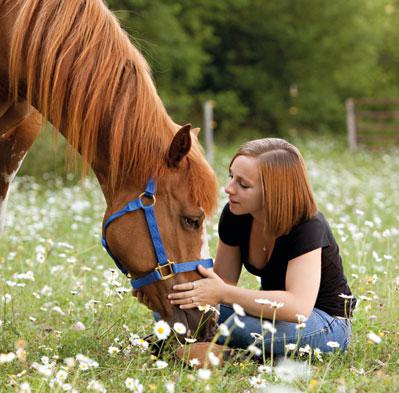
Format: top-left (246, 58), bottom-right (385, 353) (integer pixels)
top-left (346, 98), bottom-right (357, 151)
top-left (203, 100), bottom-right (214, 164)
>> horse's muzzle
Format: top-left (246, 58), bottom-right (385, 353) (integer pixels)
top-left (170, 306), bottom-right (218, 342)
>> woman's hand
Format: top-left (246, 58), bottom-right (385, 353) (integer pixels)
top-left (168, 265), bottom-right (228, 310)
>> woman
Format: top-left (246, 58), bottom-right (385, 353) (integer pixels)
top-left (138, 138), bottom-right (356, 355)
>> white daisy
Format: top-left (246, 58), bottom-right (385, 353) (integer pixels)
top-left (326, 341), bottom-right (340, 349)
top-left (232, 303), bottom-right (245, 316)
top-left (367, 332), bottom-right (382, 344)
top-left (338, 293), bottom-right (354, 300)
top-left (55, 370), bottom-right (68, 383)
top-left (248, 375), bottom-right (266, 388)
top-left (233, 316), bottom-right (245, 329)
top-left (189, 358), bottom-right (200, 367)
top-left (125, 378), bottom-right (143, 393)
top-left (87, 379), bottom-right (106, 392)
top-left (198, 368), bottom-right (211, 380)
top-left (247, 344), bottom-right (262, 357)
top-left (262, 321), bottom-right (276, 334)
top-left (285, 343), bottom-right (297, 352)
top-left (155, 360), bottom-right (168, 369)
top-left (107, 346), bottom-right (120, 355)
top-left (19, 382), bottom-right (32, 393)
top-left (153, 320), bottom-right (171, 340)
top-left (217, 323), bottom-right (230, 337)
top-left (255, 298), bottom-right (272, 305)
top-left (73, 321), bottom-right (86, 331)
top-left (0, 352), bottom-right (16, 363)
top-left (165, 381), bottom-right (175, 393)
top-left (208, 352), bottom-right (220, 367)
top-left (173, 322), bottom-right (187, 335)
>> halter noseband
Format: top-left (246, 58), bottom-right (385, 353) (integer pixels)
top-left (101, 179), bottom-right (213, 289)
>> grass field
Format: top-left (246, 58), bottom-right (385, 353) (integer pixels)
top-left (1, 135), bottom-right (398, 392)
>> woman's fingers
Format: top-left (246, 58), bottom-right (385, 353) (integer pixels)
top-left (197, 265), bottom-right (214, 277)
top-left (179, 303), bottom-right (199, 310)
top-left (168, 290), bottom-right (195, 300)
top-left (176, 297), bottom-right (195, 305)
top-left (172, 282), bottom-right (196, 291)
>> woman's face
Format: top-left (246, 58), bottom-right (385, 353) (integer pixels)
top-left (224, 155), bottom-right (263, 216)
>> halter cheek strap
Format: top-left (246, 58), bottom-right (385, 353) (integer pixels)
top-left (102, 179), bottom-right (213, 289)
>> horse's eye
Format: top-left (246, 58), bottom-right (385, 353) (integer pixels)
top-left (182, 216), bottom-right (202, 231)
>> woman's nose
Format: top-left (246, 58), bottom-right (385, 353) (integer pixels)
top-left (224, 180), bottom-right (235, 195)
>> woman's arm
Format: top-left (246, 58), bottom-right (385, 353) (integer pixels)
top-left (213, 240), bottom-right (242, 285)
top-left (169, 248), bottom-right (321, 322)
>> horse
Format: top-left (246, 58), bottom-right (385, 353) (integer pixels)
top-left (0, 0), bottom-right (218, 341)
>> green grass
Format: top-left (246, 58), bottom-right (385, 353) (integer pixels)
top-left (1, 134), bottom-right (398, 392)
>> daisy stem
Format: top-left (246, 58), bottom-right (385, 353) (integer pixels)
top-left (260, 309), bottom-right (266, 365)
top-left (270, 308), bottom-right (277, 367)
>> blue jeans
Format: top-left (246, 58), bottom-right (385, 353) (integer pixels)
top-left (216, 305), bottom-right (352, 356)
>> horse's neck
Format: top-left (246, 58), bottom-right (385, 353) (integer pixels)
top-left (0, 105), bottom-right (41, 232)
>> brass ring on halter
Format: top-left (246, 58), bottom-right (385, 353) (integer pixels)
top-left (138, 192), bottom-right (156, 207)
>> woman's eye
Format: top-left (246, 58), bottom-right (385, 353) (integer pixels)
top-left (240, 183), bottom-right (249, 189)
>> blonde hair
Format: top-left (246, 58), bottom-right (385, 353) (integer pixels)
top-left (230, 138), bottom-right (317, 237)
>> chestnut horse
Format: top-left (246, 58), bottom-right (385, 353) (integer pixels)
top-left (0, 0), bottom-right (218, 339)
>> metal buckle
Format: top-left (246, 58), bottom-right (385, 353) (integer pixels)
top-left (155, 260), bottom-right (175, 280)
top-left (139, 192), bottom-right (156, 208)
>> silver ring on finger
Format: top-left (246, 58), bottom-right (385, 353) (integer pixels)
top-left (192, 281), bottom-right (196, 290)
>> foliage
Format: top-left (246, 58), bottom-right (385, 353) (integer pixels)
top-left (103, 0), bottom-right (399, 137)
top-left (10, 0), bottom-right (399, 166)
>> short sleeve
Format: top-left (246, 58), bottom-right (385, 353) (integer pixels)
top-left (285, 214), bottom-right (330, 261)
top-left (218, 204), bottom-right (242, 246)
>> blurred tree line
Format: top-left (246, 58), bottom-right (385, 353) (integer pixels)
top-left (106, 0), bottom-right (399, 140)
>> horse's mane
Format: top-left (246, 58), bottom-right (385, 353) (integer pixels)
top-left (8, 0), bottom-right (217, 214)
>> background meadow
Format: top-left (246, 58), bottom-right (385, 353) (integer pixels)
top-left (1, 134), bottom-right (398, 392)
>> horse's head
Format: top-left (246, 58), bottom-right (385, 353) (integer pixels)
top-left (102, 124), bottom-right (218, 341)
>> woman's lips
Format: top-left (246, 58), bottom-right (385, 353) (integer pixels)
top-left (228, 198), bottom-right (239, 204)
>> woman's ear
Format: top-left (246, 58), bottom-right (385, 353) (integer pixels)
top-left (167, 124), bottom-right (192, 167)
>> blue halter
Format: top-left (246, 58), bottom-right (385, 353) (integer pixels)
top-left (102, 179), bottom-right (213, 289)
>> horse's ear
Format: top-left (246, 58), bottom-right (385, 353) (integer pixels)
top-left (167, 124), bottom-right (192, 168)
top-left (191, 127), bottom-right (200, 137)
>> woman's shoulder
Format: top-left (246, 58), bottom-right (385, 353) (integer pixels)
top-left (292, 211), bottom-right (328, 232)
top-left (284, 211), bottom-right (331, 246)
top-left (281, 211), bottom-right (331, 261)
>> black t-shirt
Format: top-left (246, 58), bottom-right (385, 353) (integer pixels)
top-left (218, 203), bottom-right (356, 318)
